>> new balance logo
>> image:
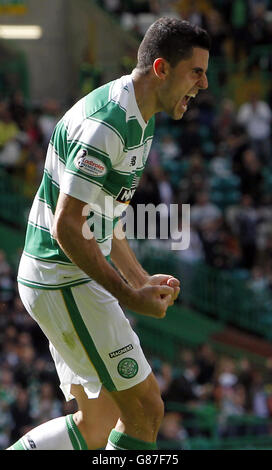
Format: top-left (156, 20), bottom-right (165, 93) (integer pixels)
top-left (129, 156), bottom-right (137, 167)
top-left (116, 187), bottom-right (136, 203)
top-left (116, 174), bottom-right (140, 203)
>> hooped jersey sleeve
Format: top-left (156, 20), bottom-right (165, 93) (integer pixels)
top-left (59, 113), bottom-right (124, 206)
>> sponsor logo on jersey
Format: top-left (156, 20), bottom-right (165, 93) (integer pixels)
top-left (117, 358), bottom-right (138, 378)
top-left (74, 149), bottom-right (107, 177)
top-left (116, 174), bottom-right (140, 204)
top-left (109, 344), bottom-right (134, 358)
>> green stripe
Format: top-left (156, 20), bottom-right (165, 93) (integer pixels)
top-left (36, 172), bottom-right (59, 216)
top-left (126, 118), bottom-right (143, 147)
top-left (28, 220), bottom-right (51, 234)
top-left (111, 98), bottom-right (127, 113)
top-left (66, 414), bottom-right (88, 450)
top-left (67, 139), bottom-right (110, 159)
top-left (23, 250), bottom-right (73, 265)
top-left (143, 115), bottom-right (155, 141)
top-left (50, 141), bottom-right (66, 165)
top-left (50, 119), bottom-right (68, 163)
top-left (65, 415), bottom-right (80, 450)
top-left (9, 439), bottom-right (26, 450)
top-left (38, 196), bottom-right (52, 210)
top-left (44, 168), bottom-right (60, 188)
top-left (103, 167), bottom-right (144, 198)
top-left (61, 286), bottom-right (117, 392)
top-left (17, 276), bottom-right (93, 290)
top-left (108, 430), bottom-right (157, 450)
top-left (84, 81), bottom-right (112, 118)
top-left (24, 223), bottom-right (72, 264)
top-left (125, 135), bottom-right (153, 151)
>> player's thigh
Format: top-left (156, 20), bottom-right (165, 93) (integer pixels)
top-left (110, 371), bottom-right (164, 420)
top-left (71, 383), bottom-right (120, 430)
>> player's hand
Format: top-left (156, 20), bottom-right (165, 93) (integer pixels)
top-left (129, 284), bottom-right (175, 319)
top-left (143, 274), bottom-right (180, 305)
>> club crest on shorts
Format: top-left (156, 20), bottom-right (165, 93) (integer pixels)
top-left (74, 149), bottom-right (107, 177)
top-left (117, 357), bottom-right (138, 378)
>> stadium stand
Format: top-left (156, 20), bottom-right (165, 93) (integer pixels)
top-left (1, 0), bottom-right (272, 450)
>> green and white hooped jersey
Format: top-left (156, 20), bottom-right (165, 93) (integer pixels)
top-left (18, 75), bottom-right (155, 289)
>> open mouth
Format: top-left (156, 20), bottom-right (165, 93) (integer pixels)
top-left (183, 93), bottom-right (196, 105)
top-left (180, 94), bottom-right (194, 111)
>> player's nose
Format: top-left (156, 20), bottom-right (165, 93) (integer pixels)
top-left (198, 73), bottom-right (208, 90)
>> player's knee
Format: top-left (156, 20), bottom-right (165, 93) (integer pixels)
top-left (73, 410), bottom-right (110, 449)
top-left (120, 387), bottom-right (164, 430)
top-left (142, 391), bottom-right (164, 425)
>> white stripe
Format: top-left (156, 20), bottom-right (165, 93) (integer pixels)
top-left (66, 110), bottom-right (123, 166)
top-left (87, 116), bottom-right (125, 148)
top-left (60, 171), bottom-right (103, 206)
top-left (21, 437), bottom-right (29, 450)
top-left (28, 197), bottom-right (54, 233)
top-left (44, 142), bottom-right (66, 183)
top-left (106, 440), bottom-right (124, 450)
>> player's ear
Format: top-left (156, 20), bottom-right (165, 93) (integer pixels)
top-left (153, 58), bottom-right (169, 80)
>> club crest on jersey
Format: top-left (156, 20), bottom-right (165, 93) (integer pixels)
top-left (74, 149), bottom-right (107, 177)
top-left (116, 174), bottom-right (140, 203)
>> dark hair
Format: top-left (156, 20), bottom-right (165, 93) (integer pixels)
top-left (136, 17), bottom-right (211, 72)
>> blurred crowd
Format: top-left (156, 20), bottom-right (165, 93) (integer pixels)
top-left (154, 344), bottom-right (272, 448)
top-left (99, 0), bottom-right (272, 65)
top-left (0, 0), bottom-right (272, 450)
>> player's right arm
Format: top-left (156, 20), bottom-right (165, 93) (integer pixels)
top-left (52, 191), bottom-right (174, 319)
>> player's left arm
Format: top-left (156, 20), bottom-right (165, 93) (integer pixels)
top-left (111, 219), bottom-right (180, 303)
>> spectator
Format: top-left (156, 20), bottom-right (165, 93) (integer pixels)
top-left (155, 362), bottom-right (173, 395)
top-left (229, 0), bottom-right (250, 63)
top-left (195, 343), bottom-right (216, 386)
top-left (191, 191), bottom-right (222, 230)
top-left (237, 93), bottom-right (272, 165)
top-left (164, 362), bottom-right (201, 405)
top-left (159, 133), bottom-right (180, 162)
top-left (0, 102), bottom-right (23, 170)
top-left (31, 382), bottom-right (62, 425)
top-left (218, 383), bottom-right (247, 437)
top-left (158, 412), bottom-right (188, 449)
top-left (9, 90), bottom-right (27, 129)
top-left (237, 357), bottom-right (253, 412)
top-left (204, 9), bottom-right (228, 59)
top-left (235, 194), bottom-right (261, 269)
top-left (214, 98), bottom-right (236, 141)
top-left (238, 148), bottom-right (264, 203)
top-left (38, 99), bottom-right (61, 148)
top-left (184, 152), bottom-right (208, 204)
top-left (9, 386), bottom-right (33, 444)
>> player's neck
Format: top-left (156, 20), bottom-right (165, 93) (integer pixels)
top-left (131, 69), bottom-right (160, 122)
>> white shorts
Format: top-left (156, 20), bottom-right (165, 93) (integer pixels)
top-left (18, 281), bottom-right (151, 401)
